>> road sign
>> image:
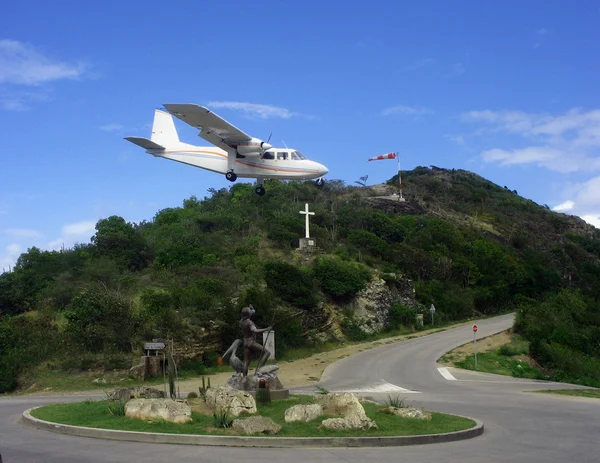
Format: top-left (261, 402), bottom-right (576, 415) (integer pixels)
top-left (472, 325), bottom-right (478, 369)
top-left (430, 304), bottom-right (436, 313)
top-left (144, 342), bottom-right (165, 351)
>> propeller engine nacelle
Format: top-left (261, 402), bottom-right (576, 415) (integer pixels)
top-left (236, 138), bottom-right (272, 156)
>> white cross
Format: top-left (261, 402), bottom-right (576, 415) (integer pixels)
top-left (299, 203), bottom-right (315, 239)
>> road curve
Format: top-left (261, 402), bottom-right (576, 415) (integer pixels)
top-left (2, 313), bottom-right (599, 462)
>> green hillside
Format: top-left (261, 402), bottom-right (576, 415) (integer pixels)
top-left (1, 166), bottom-right (600, 392)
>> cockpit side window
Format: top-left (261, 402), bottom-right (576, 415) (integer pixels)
top-left (263, 151), bottom-right (274, 160)
top-left (277, 152), bottom-right (287, 160)
top-left (293, 151), bottom-right (307, 160)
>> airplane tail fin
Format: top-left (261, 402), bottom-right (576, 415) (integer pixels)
top-left (151, 108), bottom-right (180, 146)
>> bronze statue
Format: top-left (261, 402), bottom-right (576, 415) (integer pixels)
top-left (240, 305), bottom-right (272, 376)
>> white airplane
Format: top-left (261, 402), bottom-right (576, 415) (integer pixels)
top-left (125, 104), bottom-right (328, 196)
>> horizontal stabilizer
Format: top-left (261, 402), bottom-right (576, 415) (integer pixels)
top-left (124, 137), bottom-right (165, 151)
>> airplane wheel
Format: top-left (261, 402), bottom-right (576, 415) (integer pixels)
top-left (255, 186), bottom-right (266, 196)
top-left (226, 171), bottom-right (237, 182)
top-left (315, 178), bottom-right (325, 188)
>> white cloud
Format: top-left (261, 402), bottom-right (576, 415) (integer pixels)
top-left (462, 108), bottom-right (600, 172)
top-left (581, 214), bottom-right (600, 229)
top-left (0, 243), bottom-right (21, 272)
top-left (446, 135), bottom-right (466, 146)
top-left (0, 40), bottom-right (87, 86)
top-left (552, 200), bottom-right (575, 212)
top-left (47, 220), bottom-right (96, 250)
top-left (405, 58), bottom-right (435, 71)
top-left (381, 105), bottom-right (433, 118)
top-left (99, 123), bottom-right (123, 132)
top-left (551, 177), bottom-right (600, 228)
top-left (206, 101), bottom-right (298, 119)
top-left (2, 228), bottom-right (44, 239)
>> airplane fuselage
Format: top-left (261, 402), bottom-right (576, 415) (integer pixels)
top-left (148, 144), bottom-right (327, 180)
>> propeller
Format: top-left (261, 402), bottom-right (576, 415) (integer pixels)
top-left (261, 132), bottom-right (273, 151)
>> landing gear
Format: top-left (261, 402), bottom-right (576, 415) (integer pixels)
top-left (255, 186), bottom-right (266, 196)
top-left (315, 177), bottom-right (325, 188)
top-left (225, 171), bottom-right (237, 182)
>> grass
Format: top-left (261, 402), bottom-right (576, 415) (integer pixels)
top-left (451, 334), bottom-right (549, 381)
top-left (30, 395), bottom-right (475, 438)
top-left (533, 389), bottom-right (600, 399)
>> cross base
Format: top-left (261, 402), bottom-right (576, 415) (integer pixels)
top-left (298, 237), bottom-right (317, 250)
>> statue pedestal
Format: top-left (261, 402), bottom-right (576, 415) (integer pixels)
top-left (224, 364), bottom-right (289, 400)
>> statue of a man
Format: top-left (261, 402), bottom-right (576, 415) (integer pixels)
top-left (240, 306), bottom-right (272, 376)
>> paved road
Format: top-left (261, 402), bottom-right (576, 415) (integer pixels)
top-left (1, 313), bottom-right (599, 462)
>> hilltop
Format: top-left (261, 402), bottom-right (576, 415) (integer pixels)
top-left (1, 166), bottom-right (600, 392)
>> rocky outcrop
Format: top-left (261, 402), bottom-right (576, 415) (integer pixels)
top-left (284, 404), bottom-right (323, 423)
top-left (205, 386), bottom-right (257, 417)
top-left (232, 416), bottom-right (281, 435)
top-left (125, 399), bottom-right (191, 424)
top-left (315, 393), bottom-right (377, 430)
top-left (377, 407), bottom-right (432, 420)
top-left (352, 278), bottom-right (395, 334)
top-left (224, 365), bottom-right (284, 391)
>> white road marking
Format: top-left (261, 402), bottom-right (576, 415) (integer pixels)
top-left (331, 380), bottom-right (420, 394)
top-left (437, 367), bottom-right (457, 381)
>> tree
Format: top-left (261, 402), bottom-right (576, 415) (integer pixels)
top-left (91, 216), bottom-right (152, 270)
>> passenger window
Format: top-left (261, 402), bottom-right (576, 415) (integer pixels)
top-left (277, 152), bottom-right (287, 160)
top-left (263, 152), bottom-right (274, 160)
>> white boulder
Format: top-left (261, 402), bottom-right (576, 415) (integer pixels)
top-left (125, 399), bottom-right (192, 424)
top-left (315, 393), bottom-right (377, 430)
top-left (232, 416), bottom-right (281, 435)
top-left (205, 386), bottom-right (257, 417)
top-left (378, 406), bottom-right (432, 420)
top-left (284, 404), bottom-right (323, 423)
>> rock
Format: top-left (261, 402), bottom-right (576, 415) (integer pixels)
top-left (129, 363), bottom-right (145, 380)
top-left (125, 399), bottom-right (192, 424)
top-left (205, 386), bottom-right (257, 417)
top-left (232, 416), bottom-right (281, 435)
top-left (92, 378), bottom-right (107, 384)
top-left (107, 387), bottom-right (165, 402)
top-left (107, 388), bottom-right (132, 401)
top-left (377, 407), bottom-right (432, 420)
top-left (224, 366), bottom-right (284, 392)
top-left (320, 418), bottom-right (357, 430)
top-left (133, 386), bottom-right (166, 398)
top-left (284, 404), bottom-right (323, 423)
top-left (315, 393), bottom-right (377, 430)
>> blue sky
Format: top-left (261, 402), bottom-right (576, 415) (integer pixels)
top-left (1, 0), bottom-right (600, 270)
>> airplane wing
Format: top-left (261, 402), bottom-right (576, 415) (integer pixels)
top-left (163, 104), bottom-right (251, 151)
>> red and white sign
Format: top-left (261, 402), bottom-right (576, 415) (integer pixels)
top-left (473, 324), bottom-right (478, 333)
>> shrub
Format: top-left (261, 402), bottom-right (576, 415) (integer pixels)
top-left (107, 399), bottom-right (127, 416)
top-left (264, 261), bottom-right (317, 309)
top-left (187, 391), bottom-right (198, 399)
top-left (213, 408), bottom-right (233, 428)
top-left (313, 257), bottom-right (371, 299)
top-left (388, 303), bottom-right (416, 330)
top-left (384, 395), bottom-right (407, 408)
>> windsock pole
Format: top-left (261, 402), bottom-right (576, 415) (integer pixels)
top-left (397, 153), bottom-right (405, 202)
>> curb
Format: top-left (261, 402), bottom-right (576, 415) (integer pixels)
top-left (22, 407), bottom-right (484, 448)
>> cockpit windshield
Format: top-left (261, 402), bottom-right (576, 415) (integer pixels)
top-left (292, 151), bottom-right (307, 160)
